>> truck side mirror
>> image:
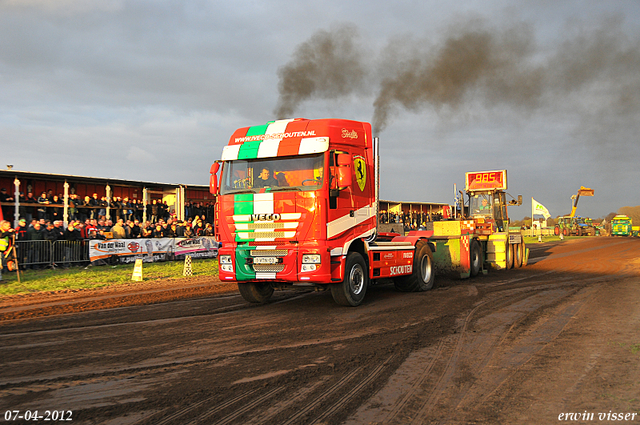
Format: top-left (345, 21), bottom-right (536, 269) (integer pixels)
top-left (210, 162), bottom-right (220, 195)
top-left (336, 154), bottom-right (352, 188)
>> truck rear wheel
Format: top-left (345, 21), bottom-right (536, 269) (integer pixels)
top-left (554, 226), bottom-right (560, 236)
top-left (394, 241), bottom-right (435, 292)
top-left (470, 239), bottom-right (482, 277)
top-left (331, 252), bottom-right (368, 306)
top-left (238, 282), bottom-right (274, 304)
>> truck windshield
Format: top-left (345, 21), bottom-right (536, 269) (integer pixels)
top-left (470, 194), bottom-right (493, 217)
top-left (220, 153), bottom-right (325, 195)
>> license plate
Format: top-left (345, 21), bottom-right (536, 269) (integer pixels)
top-left (254, 257), bottom-right (278, 265)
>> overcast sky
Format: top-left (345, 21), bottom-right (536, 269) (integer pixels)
top-left (1, 0), bottom-right (639, 219)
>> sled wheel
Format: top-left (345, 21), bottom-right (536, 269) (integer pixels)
top-left (470, 239), bottom-right (482, 277)
top-left (506, 243), bottom-right (514, 269)
top-left (515, 242), bottom-right (524, 268)
top-left (331, 252), bottom-right (367, 306)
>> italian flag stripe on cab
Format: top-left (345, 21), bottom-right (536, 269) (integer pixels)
top-left (221, 119), bottom-right (329, 161)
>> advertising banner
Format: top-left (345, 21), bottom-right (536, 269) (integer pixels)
top-left (174, 237), bottom-right (219, 260)
top-left (89, 237), bottom-right (218, 264)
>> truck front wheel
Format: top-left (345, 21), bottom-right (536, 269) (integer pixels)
top-left (238, 282), bottom-right (274, 304)
top-left (394, 241), bottom-right (435, 292)
top-left (331, 252), bottom-right (368, 306)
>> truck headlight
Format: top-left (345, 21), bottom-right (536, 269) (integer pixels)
top-left (302, 254), bottom-right (321, 264)
top-left (301, 254), bottom-right (320, 273)
top-left (219, 255), bottom-right (233, 272)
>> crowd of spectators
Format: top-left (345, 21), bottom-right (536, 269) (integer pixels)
top-left (379, 211), bottom-right (445, 232)
top-left (9, 216), bottom-right (214, 242)
top-left (1, 189), bottom-right (215, 225)
top-left (0, 189), bottom-right (215, 235)
top-left (0, 189), bottom-right (217, 271)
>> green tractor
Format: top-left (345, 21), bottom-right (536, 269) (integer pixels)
top-left (554, 216), bottom-right (595, 236)
top-left (554, 186), bottom-right (596, 237)
top-left (554, 216), bottom-right (572, 236)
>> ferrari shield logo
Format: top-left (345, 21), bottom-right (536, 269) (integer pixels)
top-left (354, 156), bottom-right (366, 191)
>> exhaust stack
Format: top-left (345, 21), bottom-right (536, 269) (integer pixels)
top-left (366, 137), bottom-right (379, 243)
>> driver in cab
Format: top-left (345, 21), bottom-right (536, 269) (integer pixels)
top-left (254, 167), bottom-right (279, 188)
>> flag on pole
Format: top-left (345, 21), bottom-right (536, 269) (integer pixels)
top-left (532, 198), bottom-right (551, 219)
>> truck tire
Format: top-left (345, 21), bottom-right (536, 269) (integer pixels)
top-left (515, 242), bottom-right (524, 268)
top-left (562, 227), bottom-right (569, 236)
top-left (238, 282), bottom-right (274, 304)
top-left (470, 239), bottom-right (482, 277)
top-left (331, 252), bottom-right (368, 306)
top-left (577, 227), bottom-right (582, 236)
top-left (394, 241), bottom-right (435, 292)
top-left (554, 226), bottom-right (560, 236)
top-left (506, 243), bottom-right (514, 269)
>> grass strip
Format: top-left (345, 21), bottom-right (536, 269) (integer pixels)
top-left (523, 235), bottom-right (586, 244)
top-left (0, 259), bottom-right (219, 297)
top-left (0, 235), bottom-right (597, 297)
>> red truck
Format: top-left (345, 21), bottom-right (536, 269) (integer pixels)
top-left (209, 118), bottom-right (437, 306)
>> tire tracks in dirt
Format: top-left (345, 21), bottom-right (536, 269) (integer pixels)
top-left (127, 355), bottom-right (397, 425)
top-left (2, 238), bottom-right (637, 424)
top-left (346, 239), bottom-right (637, 424)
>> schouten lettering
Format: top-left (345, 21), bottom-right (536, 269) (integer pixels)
top-left (390, 265), bottom-right (412, 276)
top-left (251, 213), bottom-right (281, 221)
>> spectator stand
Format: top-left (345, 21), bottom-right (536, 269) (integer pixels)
top-left (0, 169), bottom-right (213, 229)
top-left (1, 169), bottom-right (217, 270)
top-left (378, 199), bottom-right (450, 234)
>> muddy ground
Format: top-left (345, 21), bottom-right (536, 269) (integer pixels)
top-left (0, 237), bottom-right (639, 425)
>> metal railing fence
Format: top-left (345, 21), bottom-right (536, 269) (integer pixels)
top-left (14, 240), bottom-right (89, 268)
top-left (53, 240), bottom-right (91, 266)
top-left (525, 228), bottom-right (555, 237)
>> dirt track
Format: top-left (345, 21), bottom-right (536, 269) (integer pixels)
top-left (0, 237), bottom-right (639, 424)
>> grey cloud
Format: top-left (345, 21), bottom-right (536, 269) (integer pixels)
top-left (0, 1), bottom-right (282, 116)
top-left (2, 1), bottom-right (639, 219)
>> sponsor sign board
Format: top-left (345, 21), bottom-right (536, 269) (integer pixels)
top-left (89, 237), bottom-right (218, 264)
